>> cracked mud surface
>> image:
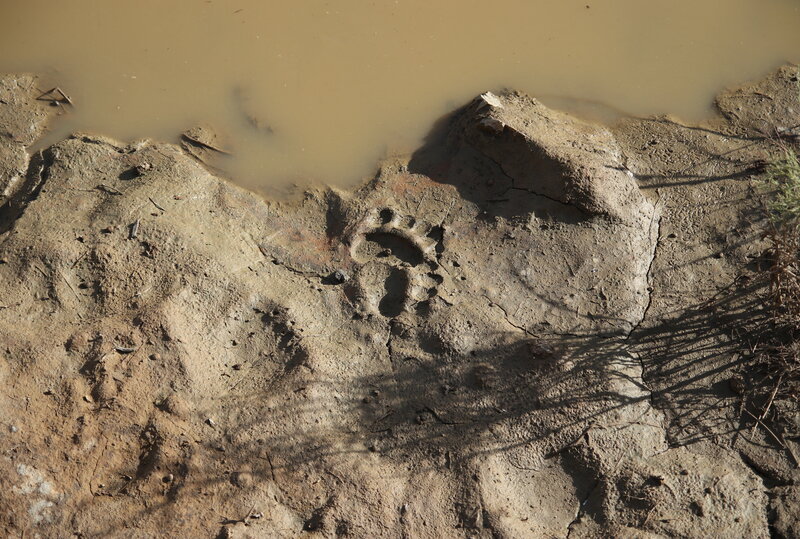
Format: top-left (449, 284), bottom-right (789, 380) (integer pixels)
top-left (1, 69), bottom-right (800, 537)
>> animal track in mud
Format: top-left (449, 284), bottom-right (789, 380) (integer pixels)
top-left (349, 208), bottom-right (445, 318)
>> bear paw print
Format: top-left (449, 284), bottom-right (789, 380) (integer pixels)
top-left (348, 208), bottom-right (444, 318)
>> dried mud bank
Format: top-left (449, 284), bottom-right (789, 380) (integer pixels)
top-left (0, 68), bottom-right (799, 538)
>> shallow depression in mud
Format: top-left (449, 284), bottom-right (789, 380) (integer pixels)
top-left (2, 0), bottom-right (800, 192)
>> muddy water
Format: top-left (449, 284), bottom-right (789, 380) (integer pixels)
top-left (2, 1), bottom-right (799, 192)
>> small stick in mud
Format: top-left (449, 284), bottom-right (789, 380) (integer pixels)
top-left (55, 87), bottom-right (73, 105)
top-left (36, 87), bottom-right (73, 106)
top-left (35, 87), bottom-right (56, 101)
top-left (61, 273), bottom-right (81, 301)
top-left (148, 197), bottom-right (165, 211)
top-left (744, 409), bottom-right (786, 449)
top-left (129, 219), bottom-right (140, 239)
top-left (181, 132), bottom-right (232, 155)
top-left (96, 184), bottom-right (123, 195)
top-left (220, 504), bottom-right (263, 526)
top-left (780, 434), bottom-right (800, 468)
top-left (750, 375), bottom-right (782, 435)
top-left (70, 251), bottom-right (87, 269)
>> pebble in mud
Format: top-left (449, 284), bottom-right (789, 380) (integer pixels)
top-left (330, 269), bottom-right (349, 284)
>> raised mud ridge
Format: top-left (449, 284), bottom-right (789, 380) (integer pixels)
top-left (1, 68), bottom-right (799, 537)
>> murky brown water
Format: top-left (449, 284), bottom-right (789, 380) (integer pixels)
top-left (2, 1), bottom-right (800, 192)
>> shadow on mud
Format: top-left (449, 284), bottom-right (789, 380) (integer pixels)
top-left (407, 102), bottom-right (587, 224)
top-left (75, 268), bottom-right (784, 536)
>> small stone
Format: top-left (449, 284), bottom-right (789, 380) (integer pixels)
top-left (149, 353), bottom-right (161, 361)
top-left (331, 269), bottom-right (349, 284)
top-left (83, 395), bottom-right (93, 403)
top-left (232, 364), bottom-right (242, 371)
top-left (9, 425), bottom-right (18, 433)
top-left (480, 91), bottom-right (504, 109)
top-left (206, 418), bottom-right (216, 427)
top-left (162, 473), bottom-right (174, 483)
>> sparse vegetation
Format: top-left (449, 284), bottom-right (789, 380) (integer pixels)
top-left (764, 149), bottom-right (800, 228)
top-left (763, 149), bottom-right (800, 327)
top-left (754, 149), bottom-right (800, 438)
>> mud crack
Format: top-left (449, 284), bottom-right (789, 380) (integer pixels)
top-left (257, 244), bottom-right (327, 281)
top-left (481, 293), bottom-right (537, 338)
top-left (468, 139), bottom-right (585, 213)
top-left (566, 479), bottom-right (600, 539)
top-left (625, 193), bottom-right (663, 339)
